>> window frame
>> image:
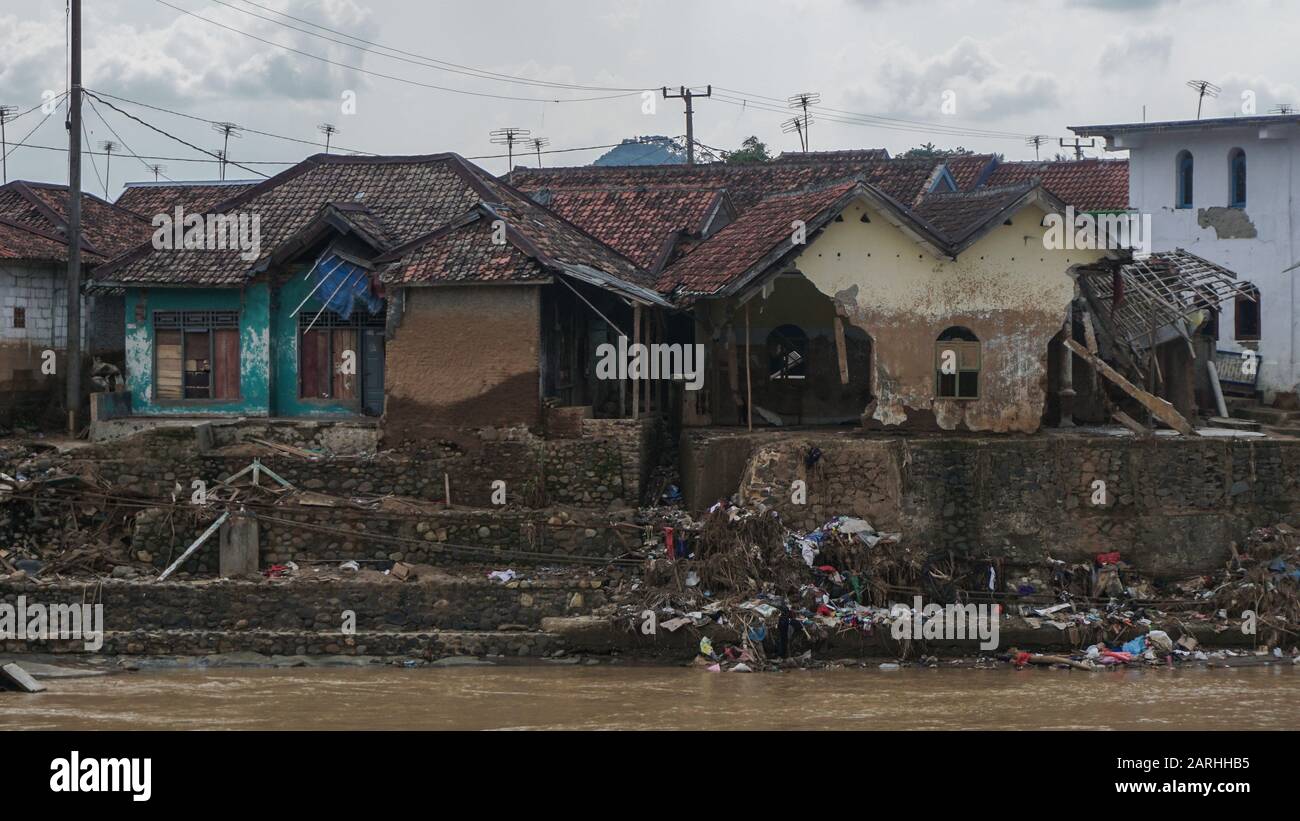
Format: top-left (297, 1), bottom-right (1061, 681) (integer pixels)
top-left (1229, 148), bottom-right (1247, 209)
top-left (296, 309), bottom-right (384, 403)
top-left (151, 310), bottom-right (241, 404)
top-left (934, 335), bottom-right (980, 401)
top-left (766, 323), bottom-right (810, 381)
top-left (1176, 150), bottom-right (1194, 209)
top-left (1235, 285), bottom-right (1261, 341)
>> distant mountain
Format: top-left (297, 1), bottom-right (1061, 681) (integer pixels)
top-left (593, 137), bottom-right (686, 166)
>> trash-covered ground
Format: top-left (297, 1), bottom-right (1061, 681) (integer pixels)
top-left (620, 493), bottom-right (1300, 672)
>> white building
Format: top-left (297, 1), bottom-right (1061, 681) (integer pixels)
top-left (1072, 114), bottom-right (1300, 400)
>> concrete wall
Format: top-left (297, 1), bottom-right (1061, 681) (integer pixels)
top-left (385, 285), bottom-right (542, 438)
top-left (1125, 124), bottom-right (1299, 397)
top-left (0, 262), bottom-right (89, 418)
top-left (791, 197), bottom-right (1106, 433)
top-left (683, 430), bottom-right (1300, 578)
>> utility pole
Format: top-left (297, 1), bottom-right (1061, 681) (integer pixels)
top-left (662, 86), bottom-right (711, 165)
top-left (65, 0), bottom-right (82, 436)
top-left (0, 105), bottom-right (17, 183)
top-left (1059, 137), bottom-right (1096, 161)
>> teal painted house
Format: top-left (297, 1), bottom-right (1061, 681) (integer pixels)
top-left (93, 153), bottom-right (671, 429)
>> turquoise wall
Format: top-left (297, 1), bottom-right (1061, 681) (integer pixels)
top-left (124, 285), bottom-right (271, 416)
top-left (270, 273), bottom-right (358, 417)
top-left (124, 276), bottom-right (370, 418)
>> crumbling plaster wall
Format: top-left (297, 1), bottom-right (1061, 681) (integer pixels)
top-left (384, 285), bottom-right (541, 438)
top-left (792, 199), bottom-right (1105, 432)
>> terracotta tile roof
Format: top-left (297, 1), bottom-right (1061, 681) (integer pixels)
top-left (0, 180), bottom-right (150, 262)
top-left (945, 154), bottom-right (999, 191)
top-left (96, 154), bottom-right (486, 287)
top-left (657, 180), bottom-right (859, 297)
top-left (984, 158), bottom-right (1129, 211)
top-left (525, 186), bottom-right (727, 271)
top-left (913, 183), bottom-right (1038, 244)
top-left (0, 216), bottom-right (74, 262)
top-left (96, 152), bottom-right (654, 301)
top-left (513, 156), bottom-right (943, 213)
top-left (774, 149), bottom-right (890, 162)
top-left (378, 213), bottom-right (548, 285)
top-left (115, 180), bottom-right (259, 218)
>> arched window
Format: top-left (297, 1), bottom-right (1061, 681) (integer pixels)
top-left (1176, 150), bottom-right (1194, 209)
top-left (1229, 148), bottom-right (1247, 208)
top-left (768, 324), bottom-right (808, 380)
top-left (935, 326), bottom-right (979, 399)
top-left (1235, 284), bottom-right (1260, 341)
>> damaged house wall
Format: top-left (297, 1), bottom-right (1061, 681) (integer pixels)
top-left (1093, 121), bottom-right (1299, 398)
top-left (792, 199), bottom-right (1106, 432)
top-left (384, 284), bottom-right (543, 439)
top-left (123, 285), bottom-right (272, 416)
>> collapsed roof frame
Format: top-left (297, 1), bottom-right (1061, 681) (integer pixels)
top-left (1078, 249), bottom-right (1257, 351)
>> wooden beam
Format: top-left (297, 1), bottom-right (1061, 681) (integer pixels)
top-left (745, 303), bottom-right (753, 432)
top-left (1080, 307), bottom-right (1099, 355)
top-left (833, 314), bottom-right (850, 385)
top-left (632, 305), bottom-right (641, 420)
top-left (1112, 410), bottom-right (1152, 438)
top-left (1066, 338), bottom-right (1196, 436)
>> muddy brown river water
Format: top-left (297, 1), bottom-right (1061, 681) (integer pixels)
top-left (3, 663), bottom-right (1298, 730)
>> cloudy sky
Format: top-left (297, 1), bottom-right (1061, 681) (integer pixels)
top-left (1, 0), bottom-right (1296, 198)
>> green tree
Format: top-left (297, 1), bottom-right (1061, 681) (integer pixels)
top-left (726, 136), bottom-right (772, 165)
top-left (900, 142), bottom-right (974, 159)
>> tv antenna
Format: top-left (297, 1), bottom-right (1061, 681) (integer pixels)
top-left (1186, 80), bottom-right (1221, 119)
top-left (490, 127), bottom-right (531, 175)
top-left (317, 123), bottom-right (339, 155)
top-left (782, 116), bottom-right (814, 153)
top-left (147, 163), bottom-right (166, 182)
top-left (1271, 103), bottom-right (1297, 115)
top-left (529, 136), bottom-right (550, 168)
top-left (787, 92), bottom-right (820, 152)
top-left (1025, 134), bottom-right (1050, 160)
top-left (210, 122), bottom-right (242, 180)
top-left (97, 140), bottom-right (117, 197)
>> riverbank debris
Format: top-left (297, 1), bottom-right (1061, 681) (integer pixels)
top-left (0, 662), bottom-right (46, 693)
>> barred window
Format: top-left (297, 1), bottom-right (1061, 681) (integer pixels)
top-left (153, 311), bottom-right (240, 401)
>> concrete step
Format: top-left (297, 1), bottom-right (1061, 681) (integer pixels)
top-left (3, 629), bottom-right (566, 658)
top-left (1231, 406), bottom-right (1300, 424)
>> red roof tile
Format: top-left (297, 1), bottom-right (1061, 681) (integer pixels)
top-left (657, 181), bottom-right (858, 297)
top-left (984, 159), bottom-right (1129, 211)
top-left (0, 180), bottom-right (150, 262)
top-left (115, 180), bottom-right (259, 219)
top-left (528, 186), bottom-right (726, 271)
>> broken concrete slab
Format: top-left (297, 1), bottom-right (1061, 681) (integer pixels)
top-left (1, 662), bottom-right (47, 693)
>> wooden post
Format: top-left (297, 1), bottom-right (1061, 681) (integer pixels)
top-left (833, 313), bottom-right (850, 385)
top-left (633, 304), bottom-right (641, 420)
top-left (1058, 303), bottom-right (1075, 427)
top-left (219, 511), bottom-right (259, 577)
top-left (745, 302), bottom-right (753, 431)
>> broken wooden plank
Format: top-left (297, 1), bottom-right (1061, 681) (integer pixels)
top-left (1065, 338), bottom-right (1197, 436)
top-left (1080, 307), bottom-right (1099, 355)
top-left (158, 511), bottom-right (231, 581)
top-left (1112, 410), bottom-right (1152, 438)
top-left (1, 662), bottom-right (46, 693)
top-left (247, 437), bottom-right (318, 460)
top-left (833, 315), bottom-right (850, 385)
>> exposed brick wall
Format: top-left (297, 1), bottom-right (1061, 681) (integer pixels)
top-left (384, 285), bottom-right (541, 437)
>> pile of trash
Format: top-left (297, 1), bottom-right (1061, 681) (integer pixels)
top-left (622, 502), bottom-right (926, 670)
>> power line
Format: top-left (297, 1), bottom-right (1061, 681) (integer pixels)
top-left (210, 0), bottom-right (646, 94)
top-left (84, 90), bottom-right (271, 178)
top-left (85, 93), bottom-right (176, 183)
top-left (87, 89), bottom-right (374, 155)
top-left (152, 0), bottom-right (641, 104)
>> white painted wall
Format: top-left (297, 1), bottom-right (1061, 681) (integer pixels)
top-left (1122, 123), bottom-right (1300, 397)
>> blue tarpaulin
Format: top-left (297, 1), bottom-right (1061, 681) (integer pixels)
top-left (306, 252), bottom-right (382, 320)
